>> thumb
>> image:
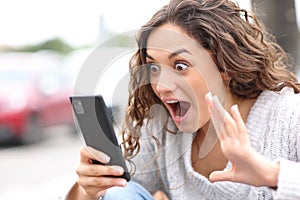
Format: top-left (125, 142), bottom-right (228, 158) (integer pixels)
top-left (209, 170), bottom-right (234, 182)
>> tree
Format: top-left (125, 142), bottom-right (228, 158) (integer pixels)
top-left (19, 38), bottom-right (74, 55)
top-left (0, 38), bottom-right (75, 55)
top-left (252, 0), bottom-right (300, 73)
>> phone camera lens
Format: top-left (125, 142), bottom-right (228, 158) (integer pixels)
top-left (73, 100), bottom-right (85, 114)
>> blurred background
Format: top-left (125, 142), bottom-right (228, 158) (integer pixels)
top-left (0, 0), bottom-right (299, 199)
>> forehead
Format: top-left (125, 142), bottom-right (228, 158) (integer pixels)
top-left (146, 23), bottom-right (200, 53)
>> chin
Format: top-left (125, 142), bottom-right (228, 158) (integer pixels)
top-left (174, 121), bottom-right (200, 134)
top-left (174, 116), bottom-right (208, 134)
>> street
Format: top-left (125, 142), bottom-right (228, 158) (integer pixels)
top-left (0, 126), bottom-right (83, 200)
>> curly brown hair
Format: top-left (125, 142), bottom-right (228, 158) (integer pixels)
top-left (120, 0), bottom-right (300, 161)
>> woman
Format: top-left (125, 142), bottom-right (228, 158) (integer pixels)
top-left (67, 0), bottom-right (300, 199)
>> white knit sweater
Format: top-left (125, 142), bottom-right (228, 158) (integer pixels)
top-left (131, 87), bottom-right (300, 200)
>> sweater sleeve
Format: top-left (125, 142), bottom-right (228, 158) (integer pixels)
top-left (272, 96), bottom-right (300, 200)
top-left (271, 92), bottom-right (300, 200)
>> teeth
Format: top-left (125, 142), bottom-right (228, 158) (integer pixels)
top-left (165, 100), bottom-right (179, 104)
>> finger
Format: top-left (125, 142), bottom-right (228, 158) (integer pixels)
top-left (205, 92), bottom-right (213, 114)
top-left (231, 104), bottom-right (247, 135)
top-left (209, 170), bottom-right (234, 182)
top-left (212, 95), bottom-right (226, 125)
top-left (77, 164), bottom-right (125, 177)
top-left (213, 95), bottom-right (239, 138)
top-left (211, 113), bottom-right (225, 141)
top-left (212, 95), bottom-right (235, 138)
top-left (78, 176), bottom-right (127, 188)
top-left (83, 187), bottom-right (107, 200)
top-left (222, 113), bottom-right (238, 138)
top-left (205, 92), bottom-right (224, 140)
top-left (209, 95), bottom-right (225, 136)
top-left (80, 146), bottom-right (110, 164)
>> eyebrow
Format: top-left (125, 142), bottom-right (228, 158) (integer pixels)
top-left (168, 49), bottom-right (191, 59)
top-left (146, 48), bottom-right (191, 61)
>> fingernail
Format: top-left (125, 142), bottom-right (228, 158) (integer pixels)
top-left (86, 146), bottom-right (111, 163)
top-left (232, 104), bottom-right (238, 112)
top-left (205, 92), bottom-right (212, 102)
top-left (118, 179), bottom-right (127, 187)
top-left (93, 151), bottom-right (110, 163)
top-left (212, 95), bottom-right (221, 107)
top-left (232, 104), bottom-right (240, 115)
top-left (111, 166), bottom-right (124, 175)
top-left (212, 94), bottom-right (218, 102)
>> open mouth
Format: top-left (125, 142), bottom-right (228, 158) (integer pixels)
top-left (165, 100), bottom-right (191, 119)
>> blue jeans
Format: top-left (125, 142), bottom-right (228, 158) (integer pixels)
top-left (103, 181), bottom-right (154, 200)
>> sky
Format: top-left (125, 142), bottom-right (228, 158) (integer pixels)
top-left (0, 0), bottom-right (104, 47)
top-left (0, 0), bottom-right (298, 48)
top-left (0, 0), bottom-right (169, 47)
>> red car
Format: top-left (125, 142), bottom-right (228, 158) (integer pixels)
top-left (0, 66), bottom-right (74, 145)
top-left (37, 69), bottom-right (74, 128)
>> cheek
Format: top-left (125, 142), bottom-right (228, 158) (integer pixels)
top-left (188, 74), bottom-right (210, 123)
top-left (188, 72), bottom-right (209, 101)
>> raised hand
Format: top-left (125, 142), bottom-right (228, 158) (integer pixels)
top-left (205, 92), bottom-right (279, 187)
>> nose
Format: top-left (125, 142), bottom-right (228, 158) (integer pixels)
top-left (156, 82), bottom-right (173, 93)
top-left (153, 68), bottom-right (177, 94)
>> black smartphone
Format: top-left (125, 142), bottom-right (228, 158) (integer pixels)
top-left (69, 95), bottom-right (130, 181)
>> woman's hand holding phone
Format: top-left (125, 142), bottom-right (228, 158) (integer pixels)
top-left (71, 146), bottom-right (127, 200)
top-left (67, 95), bottom-right (131, 199)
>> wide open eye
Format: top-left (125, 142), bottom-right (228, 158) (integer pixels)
top-left (148, 63), bottom-right (161, 74)
top-left (174, 62), bottom-right (188, 71)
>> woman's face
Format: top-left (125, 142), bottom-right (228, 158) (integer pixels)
top-left (146, 23), bottom-right (225, 133)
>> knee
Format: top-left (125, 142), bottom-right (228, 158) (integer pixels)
top-left (103, 181), bottom-right (153, 200)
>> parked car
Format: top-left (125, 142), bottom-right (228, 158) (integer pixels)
top-left (0, 53), bottom-right (75, 145)
top-left (37, 69), bottom-right (74, 128)
top-left (0, 67), bottom-right (43, 144)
